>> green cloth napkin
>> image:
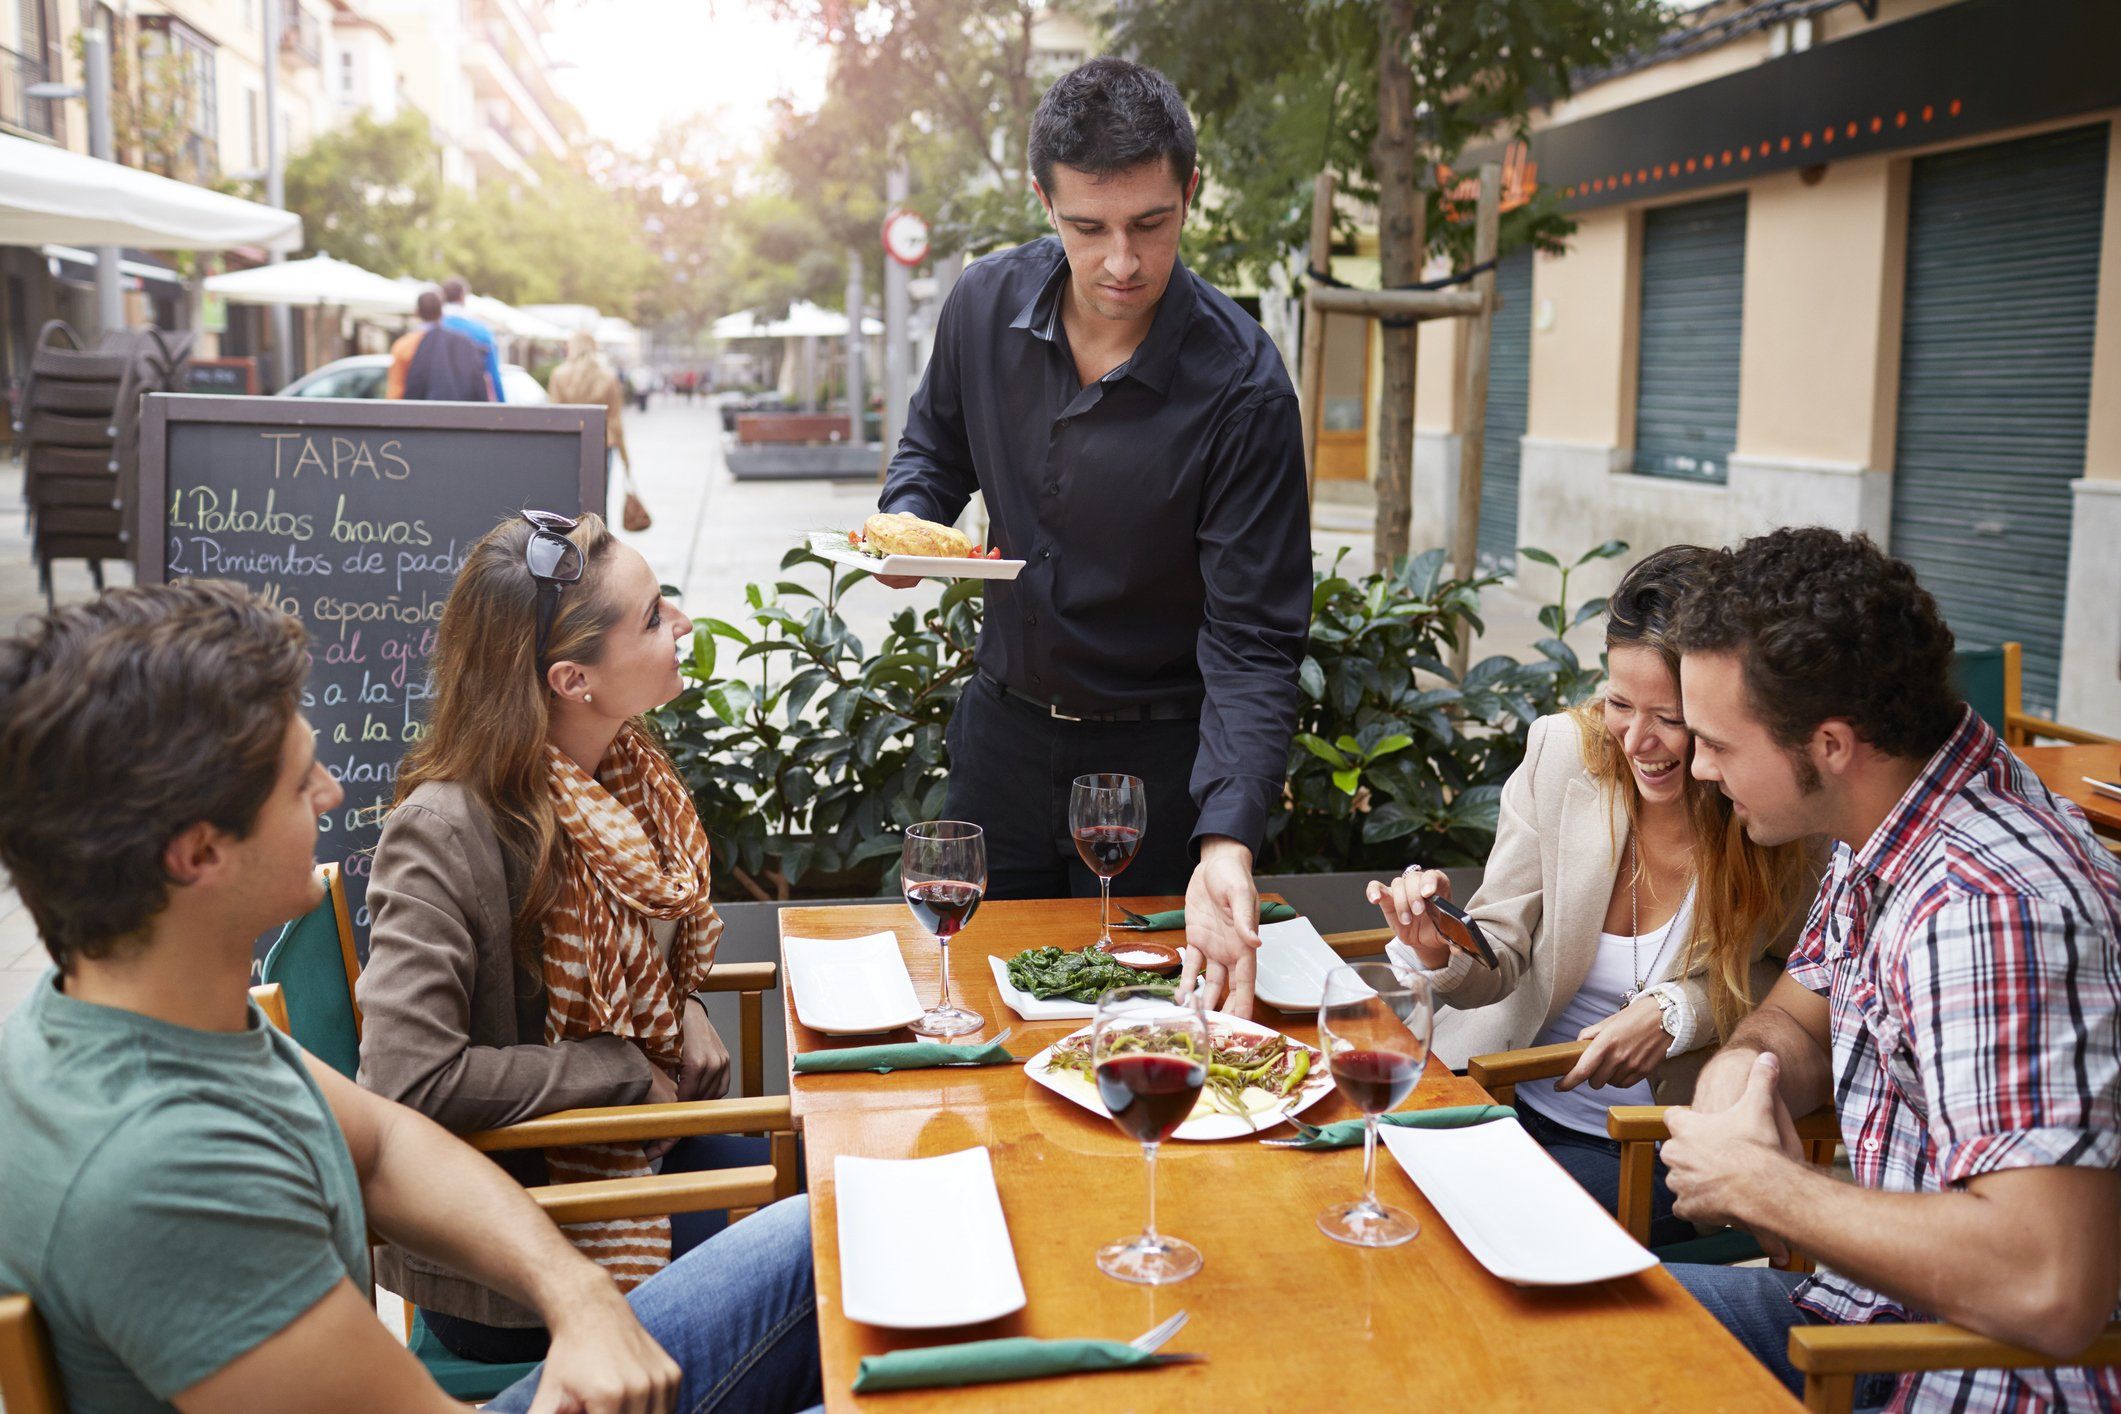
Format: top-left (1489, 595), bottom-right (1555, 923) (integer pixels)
top-left (792, 1037), bottom-right (1015, 1074)
top-left (1120, 901), bottom-right (1299, 931)
top-left (852, 1337), bottom-right (1160, 1393)
top-left (1277, 1103), bottom-right (1516, 1149)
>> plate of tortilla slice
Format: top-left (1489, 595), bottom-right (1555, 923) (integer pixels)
top-left (806, 515), bottom-right (1024, 581)
top-left (1027, 1011), bottom-right (1334, 1141)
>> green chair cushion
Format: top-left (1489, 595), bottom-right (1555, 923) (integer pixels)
top-left (406, 1309), bottom-right (541, 1400)
top-left (1655, 1229), bottom-right (1766, 1266)
top-left (1952, 645), bottom-right (2007, 737)
top-left (258, 890), bottom-right (361, 1080)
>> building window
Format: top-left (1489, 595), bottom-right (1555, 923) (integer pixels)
top-left (1632, 193), bottom-right (1747, 484)
top-left (138, 16), bottom-right (218, 178)
top-left (338, 47), bottom-right (354, 96)
top-left (246, 86), bottom-right (260, 167)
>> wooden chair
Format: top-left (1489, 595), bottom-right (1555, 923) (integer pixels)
top-left (1788, 1320), bottom-right (2121, 1413)
top-left (1955, 642), bottom-right (2117, 748)
top-left (0, 1293), bottom-right (63, 1414)
top-left (251, 864), bottom-right (798, 1401)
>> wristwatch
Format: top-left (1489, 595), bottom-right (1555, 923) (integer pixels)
top-left (1647, 983), bottom-right (1685, 1050)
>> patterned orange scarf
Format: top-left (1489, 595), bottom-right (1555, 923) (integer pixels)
top-left (540, 723), bottom-right (722, 1291)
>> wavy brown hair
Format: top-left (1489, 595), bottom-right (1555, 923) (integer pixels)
top-left (1568, 546), bottom-right (1814, 1041)
top-left (395, 512), bottom-right (653, 956)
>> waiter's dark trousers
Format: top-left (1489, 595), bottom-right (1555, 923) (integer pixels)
top-left (943, 673), bottom-right (1200, 901)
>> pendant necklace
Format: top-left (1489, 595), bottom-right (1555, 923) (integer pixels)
top-left (1623, 834), bottom-right (1646, 1004)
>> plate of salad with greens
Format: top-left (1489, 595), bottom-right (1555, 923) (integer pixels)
top-left (989, 946), bottom-right (1175, 1021)
top-left (1026, 1013), bottom-right (1333, 1141)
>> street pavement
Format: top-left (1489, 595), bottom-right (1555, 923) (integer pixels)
top-left (0, 395), bottom-right (1545, 1019)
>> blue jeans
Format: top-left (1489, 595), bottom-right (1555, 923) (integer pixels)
top-left (1669, 1263), bottom-right (1896, 1410)
top-left (1517, 1101), bottom-right (1693, 1246)
top-left (485, 1195), bottom-right (822, 1414)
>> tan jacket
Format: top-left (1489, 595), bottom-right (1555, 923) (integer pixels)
top-left (358, 779), bottom-right (660, 1325)
top-left (1425, 714), bottom-right (1803, 1105)
top-left (548, 354), bottom-right (629, 468)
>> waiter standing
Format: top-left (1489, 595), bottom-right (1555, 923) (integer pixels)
top-left (879, 56), bottom-right (1309, 1017)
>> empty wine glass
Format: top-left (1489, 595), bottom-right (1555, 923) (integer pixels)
top-left (901, 820), bottom-right (986, 1038)
top-left (1070, 773), bottom-right (1146, 950)
top-left (1091, 985), bottom-right (1208, 1284)
top-left (1316, 962), bottom-right (1433, 1247)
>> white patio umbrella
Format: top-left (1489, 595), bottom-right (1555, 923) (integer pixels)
top-left (206, 254), bottom-right (416, 316)
top-left (0, 131), bottom-right (302, 252)
top-left (712, 300), bottom-right (882, 339)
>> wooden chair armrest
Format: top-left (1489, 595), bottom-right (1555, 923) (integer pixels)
top-left (1604, 1104), bottom-right (1840, 1146)
top-left (1790, 1319), bottom-right (2121, 1377)
top-left (1320, 927), bottom-right (1393, 959)
top-left (465, 1096), bottom-right (793, 1152)
top-left (249, 983), bottom-right (291, 1035)
top-left (695, 961), bottom-right (778, 993)
top-left (0, 1292), bottom-right (65, 1414)
top-left (1467, 1040), bottom-right (1589, 1102)
top-left (2008, 712), bottom-right (2117, 748)
top-left (530, 1165), bottom-right (781, 1226)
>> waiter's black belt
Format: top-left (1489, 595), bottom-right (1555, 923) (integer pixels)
top-left (977, 670), bottom-right (1202, 723)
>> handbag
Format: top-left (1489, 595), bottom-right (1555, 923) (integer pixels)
top-left (619, 459), bottom-right (652, 533)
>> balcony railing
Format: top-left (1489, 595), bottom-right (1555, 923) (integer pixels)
top-left (280, 1), bottom-right (322, 65)
top-left (0, 42), bottom-right (57, 139)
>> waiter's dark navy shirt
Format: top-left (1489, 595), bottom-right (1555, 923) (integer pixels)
top-left (882, 236), bottom-right (1309, 854)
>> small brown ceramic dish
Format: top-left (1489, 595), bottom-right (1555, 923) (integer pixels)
top-left (1093, 938), bottom-right (1183, 976)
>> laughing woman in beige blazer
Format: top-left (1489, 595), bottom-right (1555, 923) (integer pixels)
top-left (1367, 546), bottom-right (1814, 1242)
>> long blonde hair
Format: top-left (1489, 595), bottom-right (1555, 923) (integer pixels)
top-left (395, 511), bottom-right (657, 956)
top-left (1567, 546), bottom-right (1812, 1041)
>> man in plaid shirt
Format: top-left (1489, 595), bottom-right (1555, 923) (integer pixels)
top-left (1659, 528), bottom-right (2119, 1410)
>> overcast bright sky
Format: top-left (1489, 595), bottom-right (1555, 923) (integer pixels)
top-left (545, 0), bottom-right (833, 153)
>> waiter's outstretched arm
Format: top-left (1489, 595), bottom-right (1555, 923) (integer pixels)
top-left (877, 283), bottom-right (980, 589)
top-left (1180, 391), bottom-right (1311, 1018)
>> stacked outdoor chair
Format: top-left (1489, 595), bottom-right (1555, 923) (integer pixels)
top-left (12, 320), bottom-right (195, 605)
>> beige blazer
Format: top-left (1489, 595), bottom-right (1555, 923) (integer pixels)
top-left (1424, 714), bottom-right (1799, 1105)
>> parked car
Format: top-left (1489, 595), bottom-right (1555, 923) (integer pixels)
top-left (277, 353), bottom-right (549, 404)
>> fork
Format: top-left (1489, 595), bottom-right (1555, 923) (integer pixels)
top-left (1128, 1309), bottom-right (1206, 1366)
top-left (1116, 906), bottom-right (1159, 931)
top-left (1257, 1115), bottom-right (1329, 1148)
top-left (938, 1027), bottom-right (1010, 1063)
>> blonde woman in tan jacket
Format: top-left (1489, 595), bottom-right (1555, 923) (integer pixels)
top-left (1367, 546), bottom-right (1814, 1242)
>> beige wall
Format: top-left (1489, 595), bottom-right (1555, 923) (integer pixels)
top-left (1732, 157), bottom-right (1902, 469)
top-left (1525, 207), bottom-right (1636, 446)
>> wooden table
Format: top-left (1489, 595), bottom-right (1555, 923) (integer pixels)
top-left (781, 899), bottom-right (1798, 1411)
top-left (2017, 743), bottom-right (2121, 839)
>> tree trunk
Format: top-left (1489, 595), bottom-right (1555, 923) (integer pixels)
top-left (1370, 0), bottom-right (1421, 569)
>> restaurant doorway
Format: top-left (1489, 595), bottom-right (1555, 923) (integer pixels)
top-left (1888, 124), bottom-right (2108, 714)
top-left (1314, 309), bottom-right (1370, 482)
top-left (1477, 246), bottom-right (1533, 573)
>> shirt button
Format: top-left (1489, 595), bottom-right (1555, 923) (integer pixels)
top-left (1040, 548), bottom-right (1052, 559)
top-left (1863, 1137), bottom-right (1880, 1153)
top-left (1026, 614), bottom-right (1038, 626)
top-left (1057, 418), bottom-right (1071, 430)
top-left (1046, 483), bottom-right (1058, 496)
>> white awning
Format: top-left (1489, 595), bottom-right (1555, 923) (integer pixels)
top-left (713, 300), bottom-right (882, 340)
top-left (206, 254), bottom-right (415, 315)
top-left (0, 132), bottom-right (302, 252)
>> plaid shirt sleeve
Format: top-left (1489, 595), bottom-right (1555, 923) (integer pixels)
top-left (1898, 894), bottom-right (2121, 1186)
top-left (1783, 886), bottom-right (1833, 995)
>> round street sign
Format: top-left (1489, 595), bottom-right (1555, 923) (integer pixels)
top-left (882, 207), bottom-right (931, 267)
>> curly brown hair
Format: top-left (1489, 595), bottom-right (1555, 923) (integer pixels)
top-left (0, 580), bottom-right (309, 970)
top-left (1672, 527), bottom-right (1959, 762)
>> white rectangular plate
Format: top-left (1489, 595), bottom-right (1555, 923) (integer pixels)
top-left (1025, 1011), bottom-right (1334, 1142)
top-left (2084, 775), bottom-right (2121, 802)
top-left (807, 531), bottom-right (1024, 581)
top-left (836, 1147), bottom-right (1027, 1329)
top-left (1253, 917), bottom-right (1354, 1013)
top-left (785, 932), bottom-right (925, 1036)
top-left (987, 953), bottom-right (1097, 1022)
top-left (1381, 1119), bottom-right (1657, 1286)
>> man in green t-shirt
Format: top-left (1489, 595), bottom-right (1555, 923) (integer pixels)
top-left (0, 581), bottom-right (821, 1413)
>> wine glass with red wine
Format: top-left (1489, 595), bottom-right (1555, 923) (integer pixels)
top-left (1070, 773), bottom-right (1146, 950)
top-left (1315, 962), bottom-right (1434, 1247)
top-left (901, 821), bottom-right (986, 1039)
top-left (1091, 985), bottom-right (1209, 1284)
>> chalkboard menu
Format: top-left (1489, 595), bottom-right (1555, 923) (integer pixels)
top-left (138, 394), bottom-right (605, 955)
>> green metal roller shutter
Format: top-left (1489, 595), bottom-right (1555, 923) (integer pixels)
top-left (1633, 193), bottom-right (1747, 483)
top-left (1889, 124), bottom-right (2107, 714)
top-left (1478, 247), bottom-right (1533, 572)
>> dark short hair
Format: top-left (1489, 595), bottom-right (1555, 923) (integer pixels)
top-left (417, 289), bottom-right (443, 321)
top-left (1028, 56), bottom-right (1196, 197)
top-left (0, 581), bottom-right (310, 969)
top-left (441, 276), bottom-right (468, 303)
top-left (1673, 527), bottom-right (1959, 761)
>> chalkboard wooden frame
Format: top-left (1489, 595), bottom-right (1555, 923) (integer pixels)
top-left (135, 394), bottom-right (607, 583)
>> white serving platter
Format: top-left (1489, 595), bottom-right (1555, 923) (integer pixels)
top-left (784, 931), bottom-right (925, 1036)
top-left (807, 530), bottom-right (1024, 581)
top-left (986, 953), bottom-right (1098, 1022)
top-left (1025, 1010), bottom-right (1334, 1142)
top-left (1381, 1119), bottom-right (1658, 1286)
top-left (836, 1147), bottom-right (1028, 1328)
top-left (1253, 917), bottom-right (1358, 1013)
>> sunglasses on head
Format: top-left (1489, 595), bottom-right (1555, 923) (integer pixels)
top-left (522, 509), bottom-right (584, 670)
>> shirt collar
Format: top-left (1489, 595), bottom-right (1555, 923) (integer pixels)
top-left (1847, 703), bottom-right (1995, 888)
top-left (1008, 238), bottom-right (1196, 397)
